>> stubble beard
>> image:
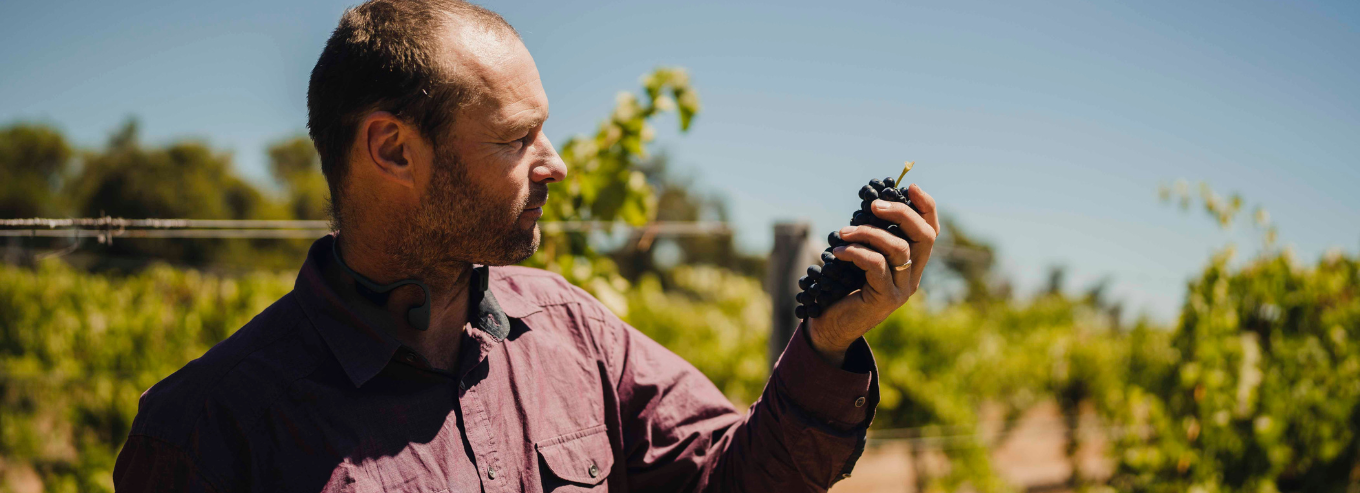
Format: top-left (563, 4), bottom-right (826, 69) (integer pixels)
top-left (387, 146), bottom-right (543, 289)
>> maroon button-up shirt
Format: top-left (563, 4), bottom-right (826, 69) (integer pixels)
top-left (114, 235), bottom-right (879, 492)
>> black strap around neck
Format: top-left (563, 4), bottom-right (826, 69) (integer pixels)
top-left (331, 239), bottom-right (432, 331)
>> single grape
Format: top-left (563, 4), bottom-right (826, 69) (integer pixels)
top-left (827, 283), bottom-right (848, 299)
top-left (859, 185), bottom-right (878, 201)
top-left (819, 275), bottom-right (845, 293)
top-left (821, 251), bottom-right (836, 265)
top-left (806, 265), bottom-right (822, 280)
top-left (850, 211), bottom-right (868, 226)
top-left (836, 273), bottom-right (858, 292)
top-left (795, 304), bottom-right (807, 319)
top-left (881, 187), bottom-right (902, 202)
top-left (806, 282), bottom-right (822, 297)
top-left (884, 177), bottom-right (896, 189)
top-left (828, 231), bottom-right (846, 247)
top-left (861, 199), bottom-right (874, 213)
top-left (869, 178), bottom-right (885, 192)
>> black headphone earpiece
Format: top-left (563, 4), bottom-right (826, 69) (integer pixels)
top-left (331, 239), bottom-right (433, 331)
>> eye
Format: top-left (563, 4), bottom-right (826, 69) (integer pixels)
top-left (503, 132), bottom-right (533, 152)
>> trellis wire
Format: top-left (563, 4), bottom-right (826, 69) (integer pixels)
top-left (0, 217), bottom-right (732, 240)
top-left (866, 419), bottom-right (1150, 450)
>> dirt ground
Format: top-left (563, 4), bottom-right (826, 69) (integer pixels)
top-left (833, 401), bottom-right (1112, 493)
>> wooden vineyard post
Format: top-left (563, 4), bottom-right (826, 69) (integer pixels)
top-left (766, 221), bottom-right (817, 370)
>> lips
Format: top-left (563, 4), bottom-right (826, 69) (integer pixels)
top-left (523, 189), bottom-right (548, 214)
top-left (521, 187), bottom-right (548, 221)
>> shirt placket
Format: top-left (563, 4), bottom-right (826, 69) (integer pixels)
top-left (458, 335), bottom-right (510, 493)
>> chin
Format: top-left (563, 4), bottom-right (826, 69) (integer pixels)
top-left (481, 226), bottom-right (540, 266)
top-left (513, 227), bottom-right (542, 264)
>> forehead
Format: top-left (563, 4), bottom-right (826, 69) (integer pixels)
top-left (440, 24), bottom-right (547, 133)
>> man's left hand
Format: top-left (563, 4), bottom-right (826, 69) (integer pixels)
top-left (806, 183), bottom-right (940, 367)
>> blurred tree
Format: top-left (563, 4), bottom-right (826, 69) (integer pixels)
top-left (0, 122), bottom-right (72, 218)
top-left (68, 119), bottom-right (267, 220)
top-left (938, 217), bottom-right (1002, 305)
top-left (525, 67), bottom-right (701, 309)
top-left (267, 135), bottom-right (330, 222)
top-left (63, 119), bottom-right (286, 269)
top-left (611, 152), bottom-right (765, 282)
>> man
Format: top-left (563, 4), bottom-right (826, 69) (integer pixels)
top-left (113, 1), bottom-right (940, 491)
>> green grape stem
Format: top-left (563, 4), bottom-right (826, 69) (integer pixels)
top-left (897, 161), bottom-right (915, 186)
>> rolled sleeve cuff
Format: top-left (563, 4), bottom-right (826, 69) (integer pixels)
top-left (771, 321), bottom-right (878, 430)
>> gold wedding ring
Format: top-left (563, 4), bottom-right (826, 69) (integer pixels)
top-left (893, 259), bottom-right (913, 272)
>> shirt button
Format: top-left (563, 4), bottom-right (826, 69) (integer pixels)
top-left (588, 462), bottom-right (600, 478)
top-left (487, 466), bottom-right (497, 480)
top-left (459, 379), bottom-right (467, 391)
top-left (854, 396), bottom-right (866, 408)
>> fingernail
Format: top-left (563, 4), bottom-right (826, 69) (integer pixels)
top-left (839, 226), bottom-right (855, 235)
top-left (873, 200), bottom-right (891, 210)
top-left (832, 246), bottom-right (847, 254)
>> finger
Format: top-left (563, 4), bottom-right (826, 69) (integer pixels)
top-left (905, 184), bottom-right (940, 235)
top-left (903, 185), bottom-right (939, 286)
top-left (871, 199), bottom-right (936, 246)
top-left (838, 225), bottom-right (911, 267)
top-left (831, 243), bottom-right (893, 296)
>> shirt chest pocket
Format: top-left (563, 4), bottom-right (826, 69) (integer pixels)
top-left (535, 425), bottom-right (615, 492)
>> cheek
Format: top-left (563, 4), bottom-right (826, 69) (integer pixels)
top-left (477, 156), bottom-right (532, 205)
top-left (455, 142), bottom-right (535, 207)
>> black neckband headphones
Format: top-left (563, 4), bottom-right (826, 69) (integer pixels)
top-left (331, 239), bottom-right (433, 331)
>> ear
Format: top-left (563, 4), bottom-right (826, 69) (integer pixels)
top-left (357, 111), bottom-right (429, 189)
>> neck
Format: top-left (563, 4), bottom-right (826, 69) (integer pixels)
top-left (336, 227), bottom-right (473, 370)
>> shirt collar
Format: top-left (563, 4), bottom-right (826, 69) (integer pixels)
top-left (292, 234), bottom-right (542, 387)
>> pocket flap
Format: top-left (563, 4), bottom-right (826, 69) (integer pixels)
top-left (535, 425), bottom-right (614, 485)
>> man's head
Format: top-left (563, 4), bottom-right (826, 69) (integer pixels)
top-left (307, 0), bottom-right (565, 280)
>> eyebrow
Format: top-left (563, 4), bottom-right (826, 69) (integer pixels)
top-left (497, 113), bottom-right (547, 140)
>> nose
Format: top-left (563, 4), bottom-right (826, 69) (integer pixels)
top-left (531, 135), bottom-right (568, 184)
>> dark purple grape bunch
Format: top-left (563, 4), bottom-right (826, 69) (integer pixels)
top-left (795, 174), bottom-right (919, 320)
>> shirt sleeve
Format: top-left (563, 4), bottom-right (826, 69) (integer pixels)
top-left (114, 435), bottom-right (225, 493)
top-left (603, 313), bottom-right (877, 493)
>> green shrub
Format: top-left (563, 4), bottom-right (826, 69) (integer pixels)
top-left (0, 260), bottom-right (291, 492)
top-left (623, 265), bottom-right (770, 405)
top-left (1102, 250), bottom-right (1360, 493)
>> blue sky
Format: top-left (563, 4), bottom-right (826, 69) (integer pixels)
top-left (2, 0), bottom-right (1357, 321)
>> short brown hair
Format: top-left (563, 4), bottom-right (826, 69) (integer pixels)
top-left (306, 0), bottom-right (517, 228)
